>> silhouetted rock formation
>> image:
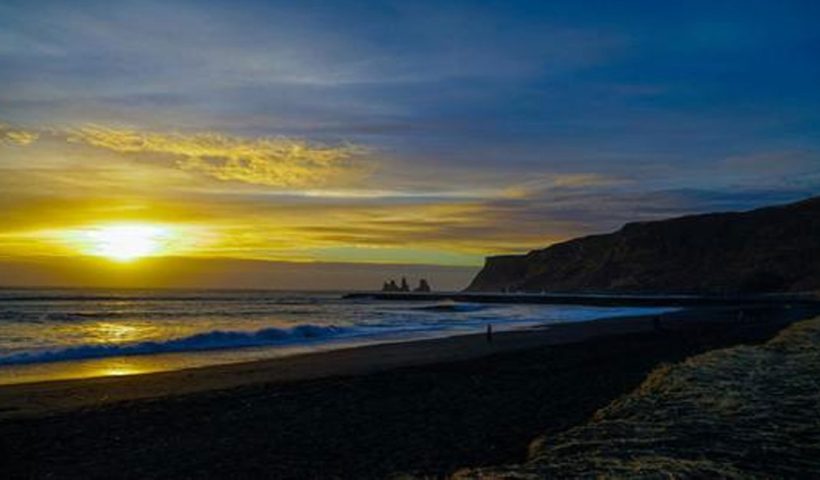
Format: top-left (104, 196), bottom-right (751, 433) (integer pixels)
top-left (414, 279), bottom-right (431, 292)
top-left (381, 278), bottom-right (432, 292)
top-left (466, 196), bottom-right (820, 294)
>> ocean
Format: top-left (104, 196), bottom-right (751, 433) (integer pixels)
top-left (0, 289), bottom-right (676, 385)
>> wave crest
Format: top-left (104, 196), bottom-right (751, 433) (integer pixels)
top-left (0, 324), bottom-right (350, 365)
top-left (413, 302), bottom-right (489, 313)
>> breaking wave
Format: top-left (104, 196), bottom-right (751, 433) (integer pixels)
top-left (412, 302), bottom-right (490, 313)
top-left (0, 324), bottom-right (353, 365)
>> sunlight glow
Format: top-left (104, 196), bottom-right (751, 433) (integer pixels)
top-left (83, 224), bottom-right (171, 261)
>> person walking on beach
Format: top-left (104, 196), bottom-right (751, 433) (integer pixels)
top-left (486, 323), bottom-right (493, 343)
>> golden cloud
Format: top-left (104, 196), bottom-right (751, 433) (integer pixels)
top-left (0, 124), bottom-right (39, 146)
top-left (66, 126), bottom-right (370, 187)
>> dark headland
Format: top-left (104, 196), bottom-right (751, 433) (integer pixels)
top-left (468, 195), bottom-right (820, 294)
top-left (3, 196), bottom-right (820, 479)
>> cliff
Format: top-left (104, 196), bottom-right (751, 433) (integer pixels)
top-left (466, 196), bottom-right (820, 294)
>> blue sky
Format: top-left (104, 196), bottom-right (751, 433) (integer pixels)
top-left (1, 0), bottom-right (819, 287)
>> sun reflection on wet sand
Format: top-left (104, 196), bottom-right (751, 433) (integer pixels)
top-left (0, 340), bottom-right (364, 386)
top-left (0, 356), bottom-right (160, 385)
top-left (94, 364), bottom-right (150, 377)
top-left (73, 355), bottom-right (180, 380)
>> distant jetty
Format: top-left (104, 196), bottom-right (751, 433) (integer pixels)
top-left (344, 291), bottom-right (820, 308)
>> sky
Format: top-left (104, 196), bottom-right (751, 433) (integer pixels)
top-left (1, 0), bottom-right (819, 289)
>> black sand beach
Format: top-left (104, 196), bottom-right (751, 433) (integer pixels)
top-left (1, 305), bottom-right (815, 479)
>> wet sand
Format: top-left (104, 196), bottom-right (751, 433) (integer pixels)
top-left (0, 305), bottom-right (814, 479)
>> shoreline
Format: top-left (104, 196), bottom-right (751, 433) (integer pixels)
top-left (0, 305), bottom-right (805, 421)
top-left (0, 303), bottom-right (678, 387)
top-left (0, 309), bottom-right (683, 419)
top-left (2, 305), bottom-right (815, 479)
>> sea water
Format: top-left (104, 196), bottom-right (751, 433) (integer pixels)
top-left (0, 289), bottom-right (676, 384)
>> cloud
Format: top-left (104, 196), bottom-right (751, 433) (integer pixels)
top-left (66, 125), bottom-right (370, 187)
top-left (0, 124), bottom-right (39, 146)
top-left (501, 173), bottom-right (621, 199)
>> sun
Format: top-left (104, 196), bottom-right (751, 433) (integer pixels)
top-left (85, 225), bottom-right (170, 261)
top-left (54, 222), bottom-right (197, 262)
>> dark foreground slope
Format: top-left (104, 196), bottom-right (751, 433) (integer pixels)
top-left (459, 315), bottom-right (820, 479)
top-left (467, 196), bottom-right (820, 294)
